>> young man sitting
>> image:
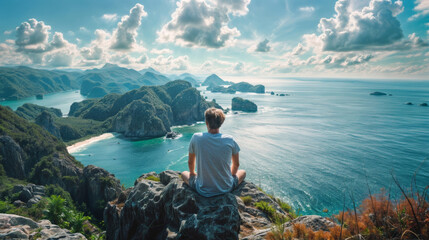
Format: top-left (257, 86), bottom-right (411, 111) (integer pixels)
top-left (181, 107), bottom-right (246, 197)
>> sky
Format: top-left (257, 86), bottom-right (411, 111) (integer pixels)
top-left (0, 0), bottom-right (428, 79)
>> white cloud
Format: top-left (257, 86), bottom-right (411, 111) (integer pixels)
top-left (233, 62), bottom-right (244, 71)
top-left (291, 43), bottom-right (307, 55)
top-left (3, 30), bottom-right (12, 35)
top-left (299, 6), bottom-right (315, 13)
top-left (304, 0), bottom-right (405, 52)
top-left (79, 27), bottom-right (89, 32)
top-left (110, 3), bottom-right (147, 50)
top-left (150, 48), bottom-right (173, 55)
top-left (157, 0), bottom-right (250, 48)
top-left (15, 19), bottom-right (51, 48)
top-left (409, 0), bottom-right (429, 21)
top-left (255, 39), bottom-right (271, 52)
top-left (150, 55), bottom-right (190, 71)
top-left (102, 13), bottom-right (118, 22)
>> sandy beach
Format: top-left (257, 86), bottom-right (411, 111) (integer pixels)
top-left (67, 133), bottom-right (115, 154)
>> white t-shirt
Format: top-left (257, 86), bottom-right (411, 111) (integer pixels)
top-left (188, 132), bottom-right (240, 197)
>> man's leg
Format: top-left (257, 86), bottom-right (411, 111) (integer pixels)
top-left (181, 171), bottom-right (190, 185)
top-left (236, 169), bottom-right (246, 185)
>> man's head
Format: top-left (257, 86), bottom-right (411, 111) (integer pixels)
top-left (205, 108), bottom-right (225, 130)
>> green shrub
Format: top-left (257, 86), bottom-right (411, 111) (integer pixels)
top-left (255, 201), bottom-right (276, 220)
top-left (46, 195), bottom-right (66, 225)
top-left (240, 196), bottom-right (253, 206)
top-left (0, 200), bottom-right (13, 213)
top-left (144, 175), bottom-right (160, 182)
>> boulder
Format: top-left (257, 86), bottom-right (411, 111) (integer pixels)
top-left (166, 131), bottom-right (180, 139)
top-left (420, 103), bottom-right (428, 107)
top-left (232, 97), bottom-right (258, 112)
top-left (283, 215), bottom-right (337, 232)
top-left (0, 213), bottom-right (86, 239)
top-left (405, 102), bottom-right (413, 105)
top-left (104, 171), bottom-right (288, 240)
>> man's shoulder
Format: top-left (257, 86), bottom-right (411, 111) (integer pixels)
top-left (220, 133), bottom-right (235, 141)
top-left (192, 132), bottom-right (204, 139)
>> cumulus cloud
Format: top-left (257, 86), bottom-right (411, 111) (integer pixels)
top-left (80, 29), bottom-right (110, 61)
top-left (150, 55), bottom-right (190, 71)
top-left (102, 13), bottom-right (118, 22)
top-left (110, 3), bottom-right (147, 50)
top-left (299, 6), bottom-right (315, 13)
top-left (409, 0), bottom-right (429, 21)
top-left (150, 48), bottom-right (173, 55)
top-left (291, 43), bottom-right (307, 55)
top-left (15, 19), bottom-right (51, 48)
top-left (233, 62), bottom-right (244, 71)
top-left (255, 39), bottom-right (271, 52)
top-left (305, 0), bottom-right (405, 52)
top-left (157, 0), bottom-right (250, 48)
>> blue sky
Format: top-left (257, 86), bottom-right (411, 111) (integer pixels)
top-left (0, 0), bottom-right (428, 79)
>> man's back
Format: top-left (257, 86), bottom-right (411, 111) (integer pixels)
top-left (189, 132), bottom-right (240, 197)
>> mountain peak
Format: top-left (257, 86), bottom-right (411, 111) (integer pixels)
top-left (102, 63), bottom-right (120, 69)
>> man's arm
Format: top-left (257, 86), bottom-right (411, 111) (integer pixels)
top-left (188, 153), bottom-right (197, 176)
top-left (231, 153), bottom-right (239, 176)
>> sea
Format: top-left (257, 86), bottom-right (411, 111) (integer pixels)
top-left (2, 78), bottom-right (429, 215)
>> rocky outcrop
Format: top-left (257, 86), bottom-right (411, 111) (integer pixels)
top-left (207, 85), bottom-right (236, 94)
top-left (232, 97), bottom-right (258, 112)
top-left (104, 171), bottom-right (289, 240)
top-left (112, 100), bottom-right (172, 138)
top-left (228, 82), bottom-right (265, 94)
top-left (11, 184), bottom-right (46, 207)
top-left (0, 214), bottom-right (86, 239)
top-left (35, 111), bottom-right (62, 139)
top-left (15, 103), bottom-right (62, 120)
top-left (82, 165), bottom-right (122, 219)
top-left (370, 91), bottom-right (387, 96)
top-left (0, 135), bottom-right (26, 179)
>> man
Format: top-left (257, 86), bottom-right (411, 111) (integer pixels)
top-left (181, 107), bottom-right (246, 197)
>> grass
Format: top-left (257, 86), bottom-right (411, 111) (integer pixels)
top-left (144, 175), bottom-right (160, 182)
top-left (240, 196), bottom-right (253, 206)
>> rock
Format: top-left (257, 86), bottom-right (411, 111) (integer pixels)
top-left (104, 171), bottom-right (288, 240)
top-left (405, 102), bottom-right (413, 105)
top-left (18, 188), bottom-right (33, 202)
top-left (284, 215), bottom-right (337, 232)
top-left (270, 91), bottom-right (274, 95)
top-left (420, 103), bottom-right (428, 107)
top-left (388, 94), bottom-right (392, 96)
top-left (370, 91), bottom-right (387, 96)
top-left (35, 111), bottom-right (62, 139)
top-left (279, 94), bottom-right (287, 96)
top-left (13, 200), bottom-right (25, 207)
top-left (83, 165), bottom-right (122, 219)
top-left (113, 100), bottom-right (171, 138)
top-left (26, 197), bottom-right (40, 207)
top-left (166, 131), bottom-right (179, 139)
top-left (0, 135), bottom-right (26, 179)
top-left (0, 213), bottom-right (86, 239)
top-left (232, 97), bottom-right (258, 112)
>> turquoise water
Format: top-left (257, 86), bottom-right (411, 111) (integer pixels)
top-left (4, 79), bottom-right (429, 214)
top-left (0, 90), bottom-right (85, 116)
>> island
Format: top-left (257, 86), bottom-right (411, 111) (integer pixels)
top-left (370, 91), bottom-right (387, 96)
top-left (202, 73), bottom-right (234, 86)
top-left (231, 97), bottom-right (258, 112)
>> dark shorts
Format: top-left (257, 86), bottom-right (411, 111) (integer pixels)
top-left (188, 175), bottom-right (239, 193)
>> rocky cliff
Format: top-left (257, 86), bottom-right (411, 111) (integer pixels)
top-left (0, 106), bottom-right (122, 218)
top-left (232, 97), bottom-right (258, 112)
top-left (104, 171), bottom-right (299, 240)
top-left (70, 80), bottom-right (220, 139)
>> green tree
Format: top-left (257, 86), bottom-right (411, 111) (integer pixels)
top-left (46, 195), bottom-right (66, 224)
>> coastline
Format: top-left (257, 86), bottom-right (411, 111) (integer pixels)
top-left (67, 133), bottom-right (115, 154)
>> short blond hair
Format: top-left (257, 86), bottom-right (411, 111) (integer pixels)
top-left (204, 108), bottom-right (225, 129)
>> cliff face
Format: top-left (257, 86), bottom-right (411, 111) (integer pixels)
top-left (104, 171), bottom-right (288, 240)
top-left (71, 80), bottom-right (220, 139)
top-left (232, 97), bottom-right (258, 112)
top-left (0, 106), bottom-right (122, 218)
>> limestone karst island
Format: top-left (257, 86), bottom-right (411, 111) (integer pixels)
top-left (0, 0), bottom-right (428, 239)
